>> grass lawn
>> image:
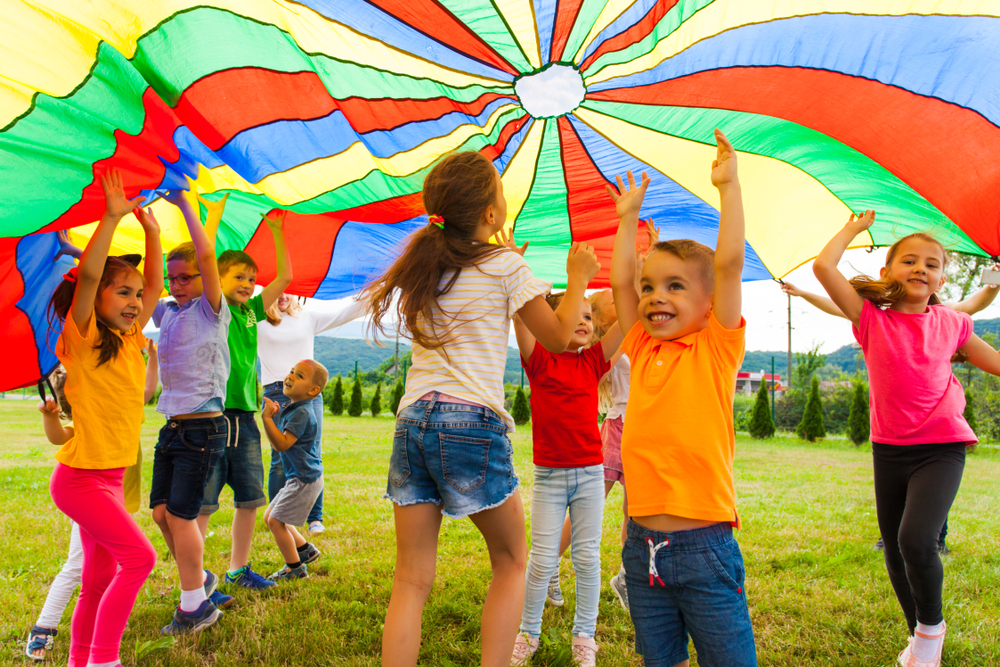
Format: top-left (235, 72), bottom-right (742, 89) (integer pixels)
top-left (0, 399), bottom-right (998, 666)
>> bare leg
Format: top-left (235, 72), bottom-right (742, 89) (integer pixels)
top-left (152, 506), bottom-right (176, 555)
top-left (229, 508), bottom-right (257, 572)
top-left (196, 514), bottom-right (210, 540)
top-left (468, 492), bottom-right (528, 667)
top-left (265, 508), bottom-right (300, 565)
top-left (382, 503), bottom-right (443, 667)
top-left (165, 513), bottom-right (208, 591)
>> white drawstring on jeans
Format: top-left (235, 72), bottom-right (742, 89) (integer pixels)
top-left (647, 536), bottom-right (670, 587)
top-left (223, 414), bottom-right (236, 448)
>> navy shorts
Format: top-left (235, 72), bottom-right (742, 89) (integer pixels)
top-left (623, 520), bottom-right (757, 667)
top-left (385, 395), bottom-right (518, 519)
top-left (200, 409), bottom-right (267, 514)
top-left (150, 415), bottom-right (228, 520)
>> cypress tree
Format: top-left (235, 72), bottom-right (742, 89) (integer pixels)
top-left (512, 386), bottom-right (530, 425)
top-left (371, 383), bottom-right (382, 417)
top-left (748, 381), bottom-right (776, 439)
top-left (796, 376), bottom-right (826, 442)
top-left (847, 382), bottom-right (870, 445)
top-left (330, 375), bottom-right (344, 416)
top-left (348, 375), bottom-right (363, 417)
top-left (963, 388), bottom-right (978, 436)
top-left (390, 379), bottom-right (404, 415)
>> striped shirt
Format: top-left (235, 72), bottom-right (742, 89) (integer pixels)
top-left (400, 250), bottom-right (549, 430)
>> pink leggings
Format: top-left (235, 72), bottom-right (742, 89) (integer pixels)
top-left (49, 463), bottom-right (156, 666)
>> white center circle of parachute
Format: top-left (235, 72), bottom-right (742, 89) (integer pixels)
top-left (514, 64), bottom-right (585, 118)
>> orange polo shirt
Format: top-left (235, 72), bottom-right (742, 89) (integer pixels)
top-left (620, 313), bottom-right (745, 525)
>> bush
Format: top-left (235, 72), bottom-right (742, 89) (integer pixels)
top-left (370, 383), bottom-right (382, 418)
top-left (847, 382), bottom-right (870, 445)
top-left (964, 388), bottom-right (977, 436)
top-left (748, 382), bottom-right (776, 439)
top-left (330, 375), bottom-right (344, 416)
top-left (512, 386), bottom-right (530, 425)
top-left (348, 376), bottom-right (363, 417)
top-left (390, 380), bottom-right (404, 415)
top-left (797, 376), bottom-right (826, 442)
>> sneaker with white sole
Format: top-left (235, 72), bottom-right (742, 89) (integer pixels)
top-left (308, 521), bottom-right (325, 534)
top-left (161, 599), bottom-right (222, 635)
top-left (609, 569), bottom-right (629, 611)
top-left (571, 635), bottom-right (599, 667)
top-left (510, 633), bottom-right (539, 666)
top-left (546, 572), bottom-right (564, 607)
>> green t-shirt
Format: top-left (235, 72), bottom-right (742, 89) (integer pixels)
top-left (226, 294), bottom-right (267, 412)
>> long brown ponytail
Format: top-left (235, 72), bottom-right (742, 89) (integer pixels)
top-left (48, 257), bottom-right (144, 367)
top-left (366, 151), bottom-right (507, 349)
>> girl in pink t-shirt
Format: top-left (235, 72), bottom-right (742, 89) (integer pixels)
top-left (814, 212), bottom-right (1000, 667)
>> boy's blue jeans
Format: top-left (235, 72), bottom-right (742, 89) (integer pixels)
top-left (520, 464), bottom-right (605, 638)
top-left (623, 520), bottom-right (757, 667)
top-left (264, 382), bottom-right (324, 524)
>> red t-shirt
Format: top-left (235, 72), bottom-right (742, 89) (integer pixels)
top-left (522, 342), bottom-right (611, 468)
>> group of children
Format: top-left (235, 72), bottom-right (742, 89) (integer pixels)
top-left (29, 173), bottom-right (331, 666)
top-left (28, 122), bottom-right (993, 667)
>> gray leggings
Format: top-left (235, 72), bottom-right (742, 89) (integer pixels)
top-left (872, 442), bottom-right (965, 632)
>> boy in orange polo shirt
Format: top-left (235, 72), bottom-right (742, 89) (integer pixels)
top-left (606, 129), bottom-right (756, 667)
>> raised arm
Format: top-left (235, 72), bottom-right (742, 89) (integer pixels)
top-left (782, 282), bottom-right (848, 319)
top-left (259, 210), bottom-right (293, 311)
top-left (512, 314), bottom-right (537, 362)
top-left (599, 321), bottom-right (625, 362)
top-left (812, 211), bottom-right (875, 327)
top-left (132, 207), bottom-right (163, 330)
top-left (949, 274), bottom-right (1000, 315)
top-left (312, 297), bottom-right (368, 334)
top-left (960, 333), bottom-right (1000, 376)
top-left (71, 169), bottom-right (144, 332)
top-left (144, 340), bottom-right (159, 404)
top-left (607, 170), bottom-right (650, 336)
top-left (167, 190), bottom-right (224, 313)
top-left (711, 129), bottom-right (745, 329)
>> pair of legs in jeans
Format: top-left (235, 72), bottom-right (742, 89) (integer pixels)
top-left (263, 382), bottom-right (324, 525)
top-left (521, 465), bottom-right (605, 638)
top-left (382, 395), bottom-right (527, 667)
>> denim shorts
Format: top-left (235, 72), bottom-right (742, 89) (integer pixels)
top-left (623, 520), bottom-right (757, 667)
top-left (200, 409), bottom-right (267, 514)
top-left (150, 415), bottom-right (228, 520)
top-left (385, 395), bottom-right (518, 519)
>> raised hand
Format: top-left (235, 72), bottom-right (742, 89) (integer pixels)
top-left (262, 396), bottom-right (279, 420)
top-left (100, 168), bottom-right (145, 220)
top-left (37, 398), bottom-right (60, 415)
top-left (644, 218), bottom-right (660, 247)
top-left (54, 229), bottom-right (83, 261)
top-left (606, 170), bottom-right (650, 223)
top-left (263, 209), bottom-right (287, 232)
top-left (493, 228), bottom-right (529, 256)
top-left (710, 129), bottom-right (739, 188)
top-left (845, 210), bottom-right (876, 234)
top-left (567, 241), bottom-right (600, 284)
top-left (133, 206), bottom-right (160, 234)
top-left (147, 339), bottom-right (157, 356)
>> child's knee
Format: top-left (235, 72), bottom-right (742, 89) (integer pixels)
top-left (151, 504), bottom-right (168, 528)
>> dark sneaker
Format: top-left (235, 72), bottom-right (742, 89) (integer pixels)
top-left (225, 564), bottom-right (277, 590)
top-left (546, 572), bottom-right (564, 607)
top-left (873, 538), bottom-right (884, 552)
top-left (161, 600), bottom-right (221, 635)
top-left (298, 543), bottom-right (321, 565)
top-left (203, 570), bottom-right (218, 597)
top-left (268, 563), bottom-right (308, 581)
top-left (209, 589), bottom-right (234, 609)
top-left (609, 570), bottom-right (630, 611)
top-left (938, 540), bottom-right (950, 556)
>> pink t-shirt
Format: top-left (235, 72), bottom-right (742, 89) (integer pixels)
top-left (853, 300), bottom-right (975, 445)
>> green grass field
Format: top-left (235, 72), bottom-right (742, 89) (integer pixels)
top-left (0, 400), bottom-right (998, 666)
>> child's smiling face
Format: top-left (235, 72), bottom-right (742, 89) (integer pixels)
top-left (283, 362), bottom-right (321, 402)
top-left (880, 237), bottom-right (947, 306)
top-left (96, 272), bottom-right (144, 332)
top-left (166, 258), bottom-right (203, 306)
top-left (220, 264), bottom-right (256, 305)
top-left (638, 251), bottom-right (713, 340)
top-left (566, 301), bottom-right (595, 351)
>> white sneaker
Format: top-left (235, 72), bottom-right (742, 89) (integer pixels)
top-left (571, 635), bottom-right (599, 667)
top-left (308, 521), bottom-right (325, 535)
top-left (510, 633), bottom-right (539, 666)
top-left (545, 572), bottom-right (564, 607)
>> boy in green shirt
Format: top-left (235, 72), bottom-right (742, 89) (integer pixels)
top-left (198, 208), bottom-right (292, 589)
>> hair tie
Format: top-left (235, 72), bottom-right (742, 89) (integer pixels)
top-left (62, 266), bottom-right (78, 283)
top-left (428, 214), bottom-right (444, 229)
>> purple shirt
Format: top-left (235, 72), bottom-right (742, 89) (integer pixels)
top-left (154, 296), bottom-right (231, 416)
top-left (853, 300), bottom-right (975, 445)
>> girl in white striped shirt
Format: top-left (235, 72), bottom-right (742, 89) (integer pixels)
top-left (367, 151), bottom-right (599, 667)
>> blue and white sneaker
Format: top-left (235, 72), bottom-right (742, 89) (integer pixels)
top-left (298, 543), bottom-right (321, 565)
top-left (268, 563), bottom-right (308, 582)
top-left (209, 589), bottom-right (234, 609)
top-left (546, 572), bottom-right (564, 607)
top-left (203, 570), bottom-right (218, 597)
top-left (225, 564), bottom-right (277, 590)
top-left (161, 600), bottom-right (221, 635)
top-left (609, 568), bottom-right (630, 611)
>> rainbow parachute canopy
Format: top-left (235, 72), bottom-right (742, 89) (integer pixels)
top-left (1, 1), bottom-right (999, 390)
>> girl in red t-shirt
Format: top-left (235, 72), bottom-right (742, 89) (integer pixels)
top-left (511, 293), bottom-right (624, 665)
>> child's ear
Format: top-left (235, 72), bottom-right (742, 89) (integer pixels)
top-left (308, 385), bottom-right (322, 398)
top-left (879, 266), bottom-right (889, 280)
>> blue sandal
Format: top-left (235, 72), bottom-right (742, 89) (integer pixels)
top-left (26, 625), bottom-right (57, 661)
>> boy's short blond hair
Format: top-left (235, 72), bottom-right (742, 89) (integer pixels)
top-left (300, 359), bottom-right (329, 390)
top-left (649, 240), bottom-right (715, 293)
top-left (166, 242), bottom-right (197, 264)
top-left (217, 250), bottom-right (258, 277)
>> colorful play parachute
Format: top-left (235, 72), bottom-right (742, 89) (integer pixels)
top-left (2, 1), bottom-right (999, 389)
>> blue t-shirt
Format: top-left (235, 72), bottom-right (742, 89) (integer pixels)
top-left (275, 400), bottom-right (322, 483)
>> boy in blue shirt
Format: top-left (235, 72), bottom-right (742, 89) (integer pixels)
top-left (261, 359), bottom-right (328, 581)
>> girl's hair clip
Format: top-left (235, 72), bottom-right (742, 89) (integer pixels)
top-left (428, 214), bottom-right (444, 229)
top-left (62, 266), bottom-right (79, 283)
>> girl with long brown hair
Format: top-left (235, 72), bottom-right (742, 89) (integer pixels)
top-left (813, 212), bottom-right (1000, 667)
top-left (46, 168), bottom-right (162, 667)
top-left (368, 151), bottom-right (599, 667)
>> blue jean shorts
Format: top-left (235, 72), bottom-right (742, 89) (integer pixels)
top-left (150, 415), bottom-right (228, 520)
top-left (385, 395), bottom-right (518, 519)
top-left (200, 409), bottom-right (267, 514)
top-left (623, 520), bottom-right (757, 667)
